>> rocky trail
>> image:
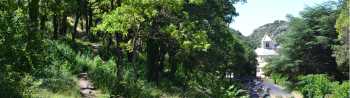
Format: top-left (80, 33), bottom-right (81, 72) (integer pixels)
top-left (79, 73), bottom-right (96, 98)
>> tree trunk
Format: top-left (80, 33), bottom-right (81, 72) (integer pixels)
top-left (60, 15), bottom-right (67, 36)
top-left (73, 14), bottom-right (80, 43)
top-left (39, 16), bottom-right (46, 33)
top-left (159, 42), bottom-right (166, 80)
top-left (133, 38), bottom-right (139, 79)
top-left (84, 0), bottom-right (92, 40)
top-left (88, 7), bottom-right (93, 41)
top-left (28, 0), bottom-right (40, 42)
top-left (169, 51), bottom-right (177, 77)
top-left (53, 14), bottom-right (58, 39)
top-left (111, 0), bottom-right (115, 10)
top-left (107, 34), bottom-right (112, 48)
top-left (146, 38), bottom-right (161, 83)
top-left (115, 33), bottom-right (123, 81)
top-left (130, 31), bottom-right (140, 80)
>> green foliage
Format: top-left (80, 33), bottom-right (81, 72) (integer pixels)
top-left (224, 85), bottom-right (249, 98)
top-left (0, 1), bottom-right (53, 97)
top-left (335, 0), bottom-right (349, 39)
top-left (95, 0), bottom-right (211, 52)
top-left (264, 2), bottom-right (348, 97)
top-left (33, 41), bottom-right (80, 96)
top-left (334, 0), bottom-right (349, 79)
top-left (332, 81), bottom-right (350, 98)
top-left (270, 73), bottom-right (292, 89)
top-left (296, 74), bottom-right (336, 98)
top-left (1, 0), bottom-right (253, 97)
top-left (0, 71), bottom-right (28, 97)
top-left (94, 0), bottom-right (254, 94)
top-left (88, 57), bottom-right (116, 93)
top-left (295, 74), bottom-right (350, 98)
top-left (265, 1), bottom-right (344, 82)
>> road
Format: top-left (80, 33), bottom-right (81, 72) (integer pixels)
top-left (262, 81), bottom-right (292, 97)
top-left (243, 77), bottom-right (292, 98)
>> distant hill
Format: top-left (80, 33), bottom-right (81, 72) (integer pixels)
top-left (247, 20), bottom-right (288, 48)
top-left (229, 29), bottom-right (246, 39)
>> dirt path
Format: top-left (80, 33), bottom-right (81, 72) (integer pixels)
top-left (263, 81), bottom-right (293, 98)
top-left (262, 81), bottom-right (292, 97)
top-left (79, 73), bottom-right (96, 98)
top-left (243, 77), bottom-right (293, 98)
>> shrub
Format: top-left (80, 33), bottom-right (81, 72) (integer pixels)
top-left (25, 41), bottom-right (80, 97)
top-left (270, 73), bottom-right (292, 89)
top-left (88, 57), bottom-right (116, 93)
top-left (0, 71), bottom-right (27, 97)
top-left (224, 85), bottom-right (248, 98)
top-left (296, 74), bottom-right (337, 98)
top-left (332, 81), bottom-right (350, 98)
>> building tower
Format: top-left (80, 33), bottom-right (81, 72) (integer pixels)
top-left (255, 34), bottom-right (278, 78)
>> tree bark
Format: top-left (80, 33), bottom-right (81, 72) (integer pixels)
top-left (111, 0), bottom-right (115, 10)
top-left (60, 15), bottom-right (67, 36)
top-left (169, 50), bottom-right (177, 77)
top-left (88, 6), bottom-right (93, 41)
top-left (146, 38), bottom-right (161, 83)
top-left (39, 16), bottom-right (47, 33)
top-left (115, 33), bottom-right (123, 81)
top-left (73, 14), bottom-right (80, 43)
top-left (83, 0), bottom-right (91, 40)
top-left (28, 0), bottom-right (40, 42)
top-left (53, 14), bottom-right (58, 39)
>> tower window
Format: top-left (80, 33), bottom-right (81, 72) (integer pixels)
top-left (265, 42), bottom-right (270, 48)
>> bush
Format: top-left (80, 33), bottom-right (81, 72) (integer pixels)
top-left (270, 73), bottom-right (292, 89)
top-left (88, 57), bottom-right (116, 93)
top-left (38, 41), bottom-right (78, 92)
top-left (296, 74), bottom-right (337, 98)
top-left (39, 62), bottom-right (78, 94)
top-left (0, 71), bottom-right (28, 97)
top-left (180, 71), bottom-right (248, 98)
top-left (224, 85), bottom-right (249, 98)
top-left (332, 81), bottom-right (350, 98)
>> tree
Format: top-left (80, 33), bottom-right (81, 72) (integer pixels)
top-left (334, 0), bottom-right (349, 80)
top-left (265, 1), bottom-right (343, 81)
top-left (0, 0), bottom-right (254, 97)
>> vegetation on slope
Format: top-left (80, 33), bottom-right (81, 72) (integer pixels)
top-left (247, 20), bottom-right (288, 48)
top-left (0, 0), bottom-right (254, 97)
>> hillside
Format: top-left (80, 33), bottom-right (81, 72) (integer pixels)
top-left (247, 20), bottom-right (288, 48)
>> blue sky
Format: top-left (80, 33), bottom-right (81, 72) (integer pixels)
top-left (229, 0), bottom-right (332, 36)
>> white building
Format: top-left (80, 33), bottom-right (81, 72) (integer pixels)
top-left (255, 34), bottom-right (278, 78)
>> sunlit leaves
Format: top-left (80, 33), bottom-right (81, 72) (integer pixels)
top-left (335, 3), bottom-right (349, 38)
top-left (95, 5), bottom-right (146, 36)
top-left (144, 8), bottom-right (158, 18)
top-left (189, 0), bottom-right (204, 5)
top-left (333, 0), bottom-right (349, 78)
top-left (332, 81), bottom-right (350, 98)
top-left (119, 40), bottom-right (134, 53)
top-left (161, 21), bottom-right (210, 51)
top-left (95, 0), bottom-right (211, 52)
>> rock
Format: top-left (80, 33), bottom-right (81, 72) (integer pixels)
top-left (79, 73), bottom-right (96, 98)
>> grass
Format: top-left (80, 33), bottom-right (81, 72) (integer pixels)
top-left (26, 89), bottom-right (79, 98)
